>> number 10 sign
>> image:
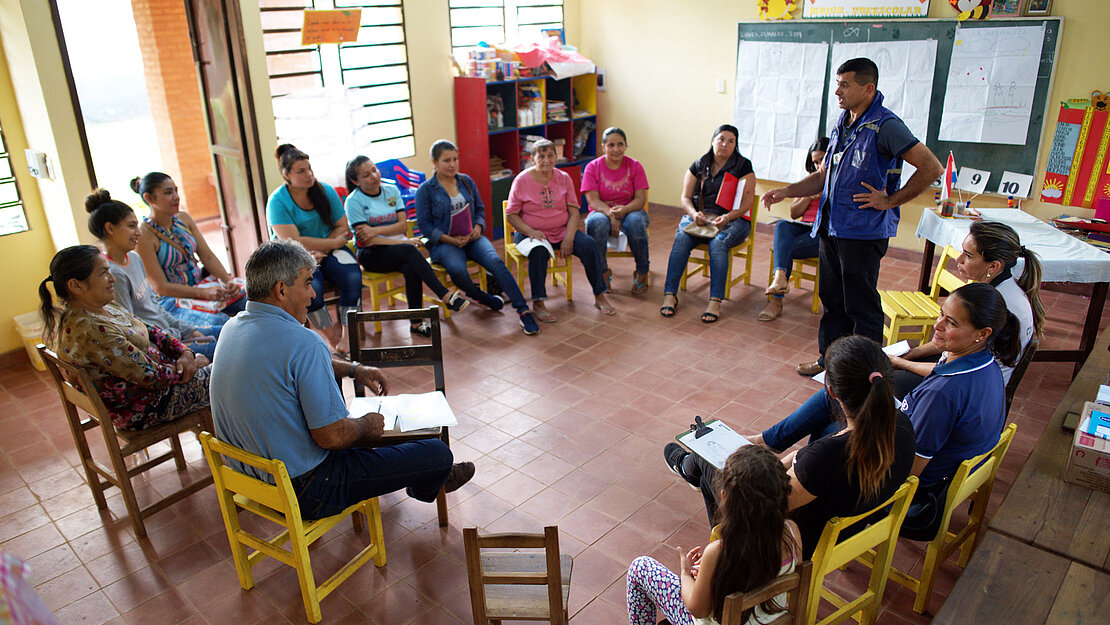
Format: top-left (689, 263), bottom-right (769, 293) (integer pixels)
top-left (998, 171), bottom-right (1034, 198)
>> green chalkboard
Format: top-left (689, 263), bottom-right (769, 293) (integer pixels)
top-left (736, 18), bottom-right (1062, 195)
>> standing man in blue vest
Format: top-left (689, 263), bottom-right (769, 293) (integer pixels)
top-left (763, 57), bottom-right (943, 376)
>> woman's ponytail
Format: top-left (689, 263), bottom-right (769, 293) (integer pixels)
top-left (1016, 246), bottom-right (1045, 338)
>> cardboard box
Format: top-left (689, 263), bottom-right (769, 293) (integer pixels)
top-left (1064, 402), bottom-right (1110, 493)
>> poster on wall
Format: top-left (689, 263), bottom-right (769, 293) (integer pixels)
top-left (802, 0), bottom-right (930, 19)
top-left (1041, 102), bottom-right (1110, 209)
top-left (938, 25), bottom-right (1045, 145)
top-left (735, 40), bottom-right (829, 183)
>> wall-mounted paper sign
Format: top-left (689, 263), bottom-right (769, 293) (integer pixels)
top-left (953, 167), bottom-right (990, 194)
top-left (997, 171), bottom-right (1034, 199)
top-left (301, 9), bottom-right (362, 46)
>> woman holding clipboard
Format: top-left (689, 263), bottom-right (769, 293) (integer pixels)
top-left (659, 124), bottom-right (756, 323)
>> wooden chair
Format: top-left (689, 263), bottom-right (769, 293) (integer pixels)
top-left (346, 307), bottom-right (451, 526)
top-left (1005, 338), bottom-right (1039, 417)
top-left (855, 424), bottom-right (1016, 614)
top-left (880, 245), bottom-right (965, 346)
top-left (502, 200), bottom-right (573, 301)
top-left (199, 432), bottom-right (385, 624)
top-left (804, 476), bottom-right (918, 625)
top-left (37, 346), bottom-right (213, 538)
top-left (767, 247), bottom-right (821, 315)
top-left (463, 526), bottom-right (572, 624)
top-left (721, 560), bottom-right (813, 625)
top-left (359, 223), bottom-right (456, 333)
top-left (680, 195), bottom-right (760, 300)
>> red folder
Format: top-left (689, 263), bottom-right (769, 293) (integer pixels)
top-left (716, 172), bottom-right (740, 210)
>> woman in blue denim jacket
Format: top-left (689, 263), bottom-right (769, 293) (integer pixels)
top-left (414, 140), bottom-right (540, 336)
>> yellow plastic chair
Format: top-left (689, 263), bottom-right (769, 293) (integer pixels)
top-left (359, 222), bottom-right (455, 333)
top-left (767, 247), bottom-right (821, 315)
top-left (855, 424), bottom-right (1016, 614)
top-left (199, 432), bottom-right (386, 624)
top-left (804, 476), bottom-right (918, 625)
top-left (680, 195), bottom-right (760, 300)
top-left (880, 245), bottom-right (965, 345)
top-left (502, 200), bottom-right (573, 301)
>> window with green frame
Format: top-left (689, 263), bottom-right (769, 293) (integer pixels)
top-left (0, 120), bottom-right (29, 237)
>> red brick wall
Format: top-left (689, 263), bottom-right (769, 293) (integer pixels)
top-left (130, 0), bottom-right (219, 221)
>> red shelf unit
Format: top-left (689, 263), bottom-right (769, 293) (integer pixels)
top-left (453, 74), bottom-right (598, 240)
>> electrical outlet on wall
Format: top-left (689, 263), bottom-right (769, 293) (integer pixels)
top-left (716, 78), bottom-right (727, 94)
top-left (25, 149), bottom-right (50, 179)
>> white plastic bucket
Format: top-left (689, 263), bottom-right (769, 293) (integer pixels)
top-left (13, 311), bottom-right (45, 371)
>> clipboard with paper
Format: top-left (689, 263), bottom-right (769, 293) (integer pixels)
top-left (675, 416), bottom-right (752, 470)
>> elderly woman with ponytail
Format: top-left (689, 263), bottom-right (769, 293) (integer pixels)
top-left (891, 220), bottom-right (1043, 395)
top-left (133, 172), bottom-right (245, 328)
top-left (86, 189), bottom-right (220, 361)
top-left (40, 246), bottom-right (211, 431)
top-left (666, 335), bottom-right (916, 557)
top-left (267, 143), bottom-right (362, 353)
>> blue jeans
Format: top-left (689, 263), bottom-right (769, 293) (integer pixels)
top-left (761, 389), bottom-right (846, 452)
top-left (183, 325), bottom-right (221, 361)
top-left (514, 231), bottom-right (607, 300)
top-left (584, 210), bottom-right (650, 275)
top-left (309, 248), bottom-right (363, 327)
top-left (159, 296), bottom-right (232, 329)
top-left (291, 439), bottom-right (453, 520)
top-left (662, 215), bottom-right (751, 300)
top-left (771, 220), bottom-right (819, 287)
top-left (428, 236), bottom-right (528, 313)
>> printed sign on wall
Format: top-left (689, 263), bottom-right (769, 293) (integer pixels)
top-left (802, 0), bottom-right (931, 19)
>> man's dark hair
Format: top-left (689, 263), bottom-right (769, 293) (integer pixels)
top-left (836, 57), bottom-right (879, 87)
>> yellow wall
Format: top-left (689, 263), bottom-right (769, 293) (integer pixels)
top-left (0, 34), bottom-right (56, 354)
top-left (574, 0), bottom-right (1110, 251)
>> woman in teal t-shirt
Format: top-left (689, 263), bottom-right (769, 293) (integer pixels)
top-left (343, 156), bottom-right (467, 336)
top-left (266, 144), bottom-right (362, 354)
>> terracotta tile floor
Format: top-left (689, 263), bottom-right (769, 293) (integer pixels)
top-left (1, 207), bottom-right (1100, 624)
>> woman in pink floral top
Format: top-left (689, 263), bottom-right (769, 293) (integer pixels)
top-left (38, 246), bottom-right (210, 431)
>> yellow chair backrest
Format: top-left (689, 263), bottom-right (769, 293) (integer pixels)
top-left (200, 432), bottom-right (304, 530)
top-left (928, 245), bottom-right (966, 300)
top-left (940, 423), bottom-right (1016, 532)
top-left (806, 476), bottom-right (919, 625)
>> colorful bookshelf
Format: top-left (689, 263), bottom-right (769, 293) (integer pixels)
top-left (453, 73), bottom-right (598, 239)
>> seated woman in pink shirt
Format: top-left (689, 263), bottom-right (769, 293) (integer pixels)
top-left (582, 127), bottom-right (650, 295)
top-left (506, 139), bottom-right (617, 322)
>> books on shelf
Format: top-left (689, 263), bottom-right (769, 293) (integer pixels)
top-left (547, 99), bottom-right (568, 122)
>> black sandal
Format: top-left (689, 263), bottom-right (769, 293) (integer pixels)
top-left (410, 321), bottom-right (432, 337)
top-left (701, 299), bottom-right (721, 323)
top-left (660, 294), bottom-right (678, 318)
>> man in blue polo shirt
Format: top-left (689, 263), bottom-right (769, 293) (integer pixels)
top-left (210, 239), bottom-right (474, 520)
top-left (763, 57), bottom-right (944, 377)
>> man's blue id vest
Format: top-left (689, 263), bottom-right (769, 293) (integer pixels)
top-left (813, 91), bottom-right (904, 241)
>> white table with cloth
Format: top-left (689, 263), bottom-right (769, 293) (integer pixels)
top-left (915, 207), bottom-right (1110, 376)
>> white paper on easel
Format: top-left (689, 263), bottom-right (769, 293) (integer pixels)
top-left (953, 167), bottom-right (990, 194)
top-left (514, 237), bottom-right (556, 258)
top-left (811, 340), bottom-right (911, 385)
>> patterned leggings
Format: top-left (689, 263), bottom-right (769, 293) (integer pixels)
top-left (627, 556), bottom-right (694, 625)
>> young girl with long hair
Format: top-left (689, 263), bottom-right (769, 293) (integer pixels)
top-left (343, 155), bottom-right (467, 336)
top-left (266, 143), bottom-right (362, 353)
top-left (629, 445), bottom-right (800, 625)
top-left (667, 335), bottom-right (916, 557)
top-left (86, 188), bottom-right (219, 360)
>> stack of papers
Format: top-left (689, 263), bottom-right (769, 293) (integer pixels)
top-left (347, 391), bottom-right (457, 432)
top-left (676, 419), bottom-right (752, 470)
